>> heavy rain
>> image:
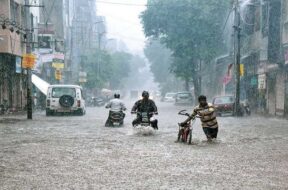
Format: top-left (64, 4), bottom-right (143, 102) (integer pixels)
top-left (0, 0), bottom-right (288, 189)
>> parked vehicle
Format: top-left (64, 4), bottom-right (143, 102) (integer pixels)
top-left (163, 92), bottom-right (176, 102)
top-left (175, 92), bottom-right (194, 105)
top-left (46, 85), bottom-right (86, 116)
top-left (212, 95), bottom-right (235, 116)
top-left (90, 97), bottom-right (105, 107)
top-left (0, 99), bottom-right (9, 115)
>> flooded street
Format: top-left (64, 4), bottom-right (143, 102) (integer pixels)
top-left (0, 101), bottom-right (287, 190)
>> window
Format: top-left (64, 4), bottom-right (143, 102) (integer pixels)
top-left (10, 1), bottom-right (19, 23)
top-left (214, 96), bottom-right (234, 104)
top-left (52, 88), bottom-right (76, 98)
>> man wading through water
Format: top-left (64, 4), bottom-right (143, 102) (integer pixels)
top-left (181, 95), bottom-right (219, 141)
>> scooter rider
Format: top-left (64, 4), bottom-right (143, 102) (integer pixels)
top-left (131, 91), bottom-right (158, 130)
top-left (180, 95), bottom-right (218, 141)
top-left (105, 93), bottom-right (126, 126)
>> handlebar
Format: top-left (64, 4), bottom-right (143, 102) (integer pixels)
top-left (178, 109), bottom-right (201, 118)
top-left (131, 111), bottom-right (158, 115)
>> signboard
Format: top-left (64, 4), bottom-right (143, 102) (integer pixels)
top-left (41, 54), bottom-right (54, 63)
top-left (240, 64), bottom-right (244, 76)
top-left (250, 76), bottom-right (258, 86)
top-left (79, 71), bottom-right (87, 83)
top-left (55, 69), bottom-right (62, 80)
top-left (79, 78), bottom-right (87, 83)
top-left (22, 54), bottom-right (36, 69)
top-left (52, 53), bottom-right (65, 69)
top-left (258, 74), bottom-right (266, 89)
top-left (52, 62), bottom-right (64, 69)
top-left (15, 57), bottom-right (22, 73)
top-left (38, 36), bottom-right (52, 49)
top-left (285, 49), bottom-right (288, 65)
top-left (223, 75), bottom-right (232, 85)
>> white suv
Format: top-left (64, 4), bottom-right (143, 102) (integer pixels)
top-left (46, 85), bottom-right (86, 116)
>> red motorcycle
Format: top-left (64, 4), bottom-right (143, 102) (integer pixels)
top-left (177, 110), bottom-right (199, 144)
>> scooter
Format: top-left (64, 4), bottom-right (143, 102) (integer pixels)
top-left (105, 109), bottom-right (126, 127)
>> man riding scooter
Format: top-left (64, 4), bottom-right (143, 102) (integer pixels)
top-left (105, 93), bottom-right (126, 126)
top-left (131, 91), bottom-right (159, 130)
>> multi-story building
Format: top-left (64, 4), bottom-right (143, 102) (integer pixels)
top-left (69, 0), bottom-right (107, 85)
top-left (0, 0), bottom-right (30, 110)
top-left (208, 0), bottom-right (288, 118)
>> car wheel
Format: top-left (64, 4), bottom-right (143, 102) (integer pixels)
top-left (59, 95), bottom-right (74, 108)
top-left (77, 109), bottom-right (84, 116)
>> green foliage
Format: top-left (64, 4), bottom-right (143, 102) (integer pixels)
top-left (141, 0), bottom-right (230, 93)
top-left (144, 39), bottom-right (182, 94)
top-left (144, 39), bottom-right (172, 84)
top-left (109, 52), bottom-right (132, 89)
top-left (83, 49), bottom-right (132, 89)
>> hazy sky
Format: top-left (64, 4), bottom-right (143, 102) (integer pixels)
top-left (97, 0), bottom-right (148, 54)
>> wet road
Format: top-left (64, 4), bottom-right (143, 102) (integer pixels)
top-left (0, 101), bottom-right (288, 190)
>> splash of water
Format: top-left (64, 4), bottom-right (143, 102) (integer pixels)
top-left (133, 126), bottom-right (156, 136)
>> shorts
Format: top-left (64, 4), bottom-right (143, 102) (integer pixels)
top-left (202, 127), bottom-right (218, 139)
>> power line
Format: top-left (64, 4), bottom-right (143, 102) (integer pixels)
top-left (97, 1), bottom-right (147, 7)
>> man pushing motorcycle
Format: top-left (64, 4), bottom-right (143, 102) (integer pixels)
top-left (180, 95), bottom-right (218, 141)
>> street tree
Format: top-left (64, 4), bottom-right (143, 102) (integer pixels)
top-left (141, 0), bottom-right (230, 97)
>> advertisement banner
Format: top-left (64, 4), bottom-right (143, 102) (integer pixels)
top-left (258, 74), bottom-right (266, 89)
top-left (52, 53), bottom-right (64, 69)
top-left (285, 49), bottom-right (288, 65)
top-left (15, 57), bottom-right (22, 73)
top-left (22, 54), bottom-right (36, 69)
top-left (41, 54), bottom-right (54, 63)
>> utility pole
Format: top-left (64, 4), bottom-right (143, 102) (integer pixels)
top-left (97, 32), bottom-right (105, 80)
top-left (234, 0), bottom-right (241, 116)
top-left (25, 0), bottom-right (33, 119)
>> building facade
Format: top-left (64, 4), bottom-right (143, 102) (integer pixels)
top-left (0, 0), bottom-right (29, 111)
top-left (202, 0), bottom-right (288, 118)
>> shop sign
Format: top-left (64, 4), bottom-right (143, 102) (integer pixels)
top-left (79, 71), bottom-right (87, 83)
top-left (41, 54), bottom-right (54, 63)
top-left (52, 53), bottom-right (64, 69)
top-left (52, 62), bottom-right (64, 69)
top-left (55, 69), bottom-right (62, 80)
top-left (258, 74), bottom-right (266, 89)
top-left (285, 49), bottom-right (288, 65)
top-left (22, 54), bottom-right (36, 69)
top-left (15, 57), bottom-right (22, 73)
top-left (250, 76), bottom-right (258, 86)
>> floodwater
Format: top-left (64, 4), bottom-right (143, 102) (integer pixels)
top-left (0, 101), bottom-right (288, 189)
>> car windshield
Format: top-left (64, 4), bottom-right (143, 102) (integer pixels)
top-left (177, 93), bottom-right (191, 98)
top-left (52, 88), bottom-right (76, 98)
top-left (166, 93), bottom-right (175, 97)
top-left (214, 96), bottom-right (234, 104)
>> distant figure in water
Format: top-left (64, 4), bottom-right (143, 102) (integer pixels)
top-left (180, 95), bottom-right (218, 141)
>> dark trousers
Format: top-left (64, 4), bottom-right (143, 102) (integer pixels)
top-left (202, 127), bottom-right (218, 139)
